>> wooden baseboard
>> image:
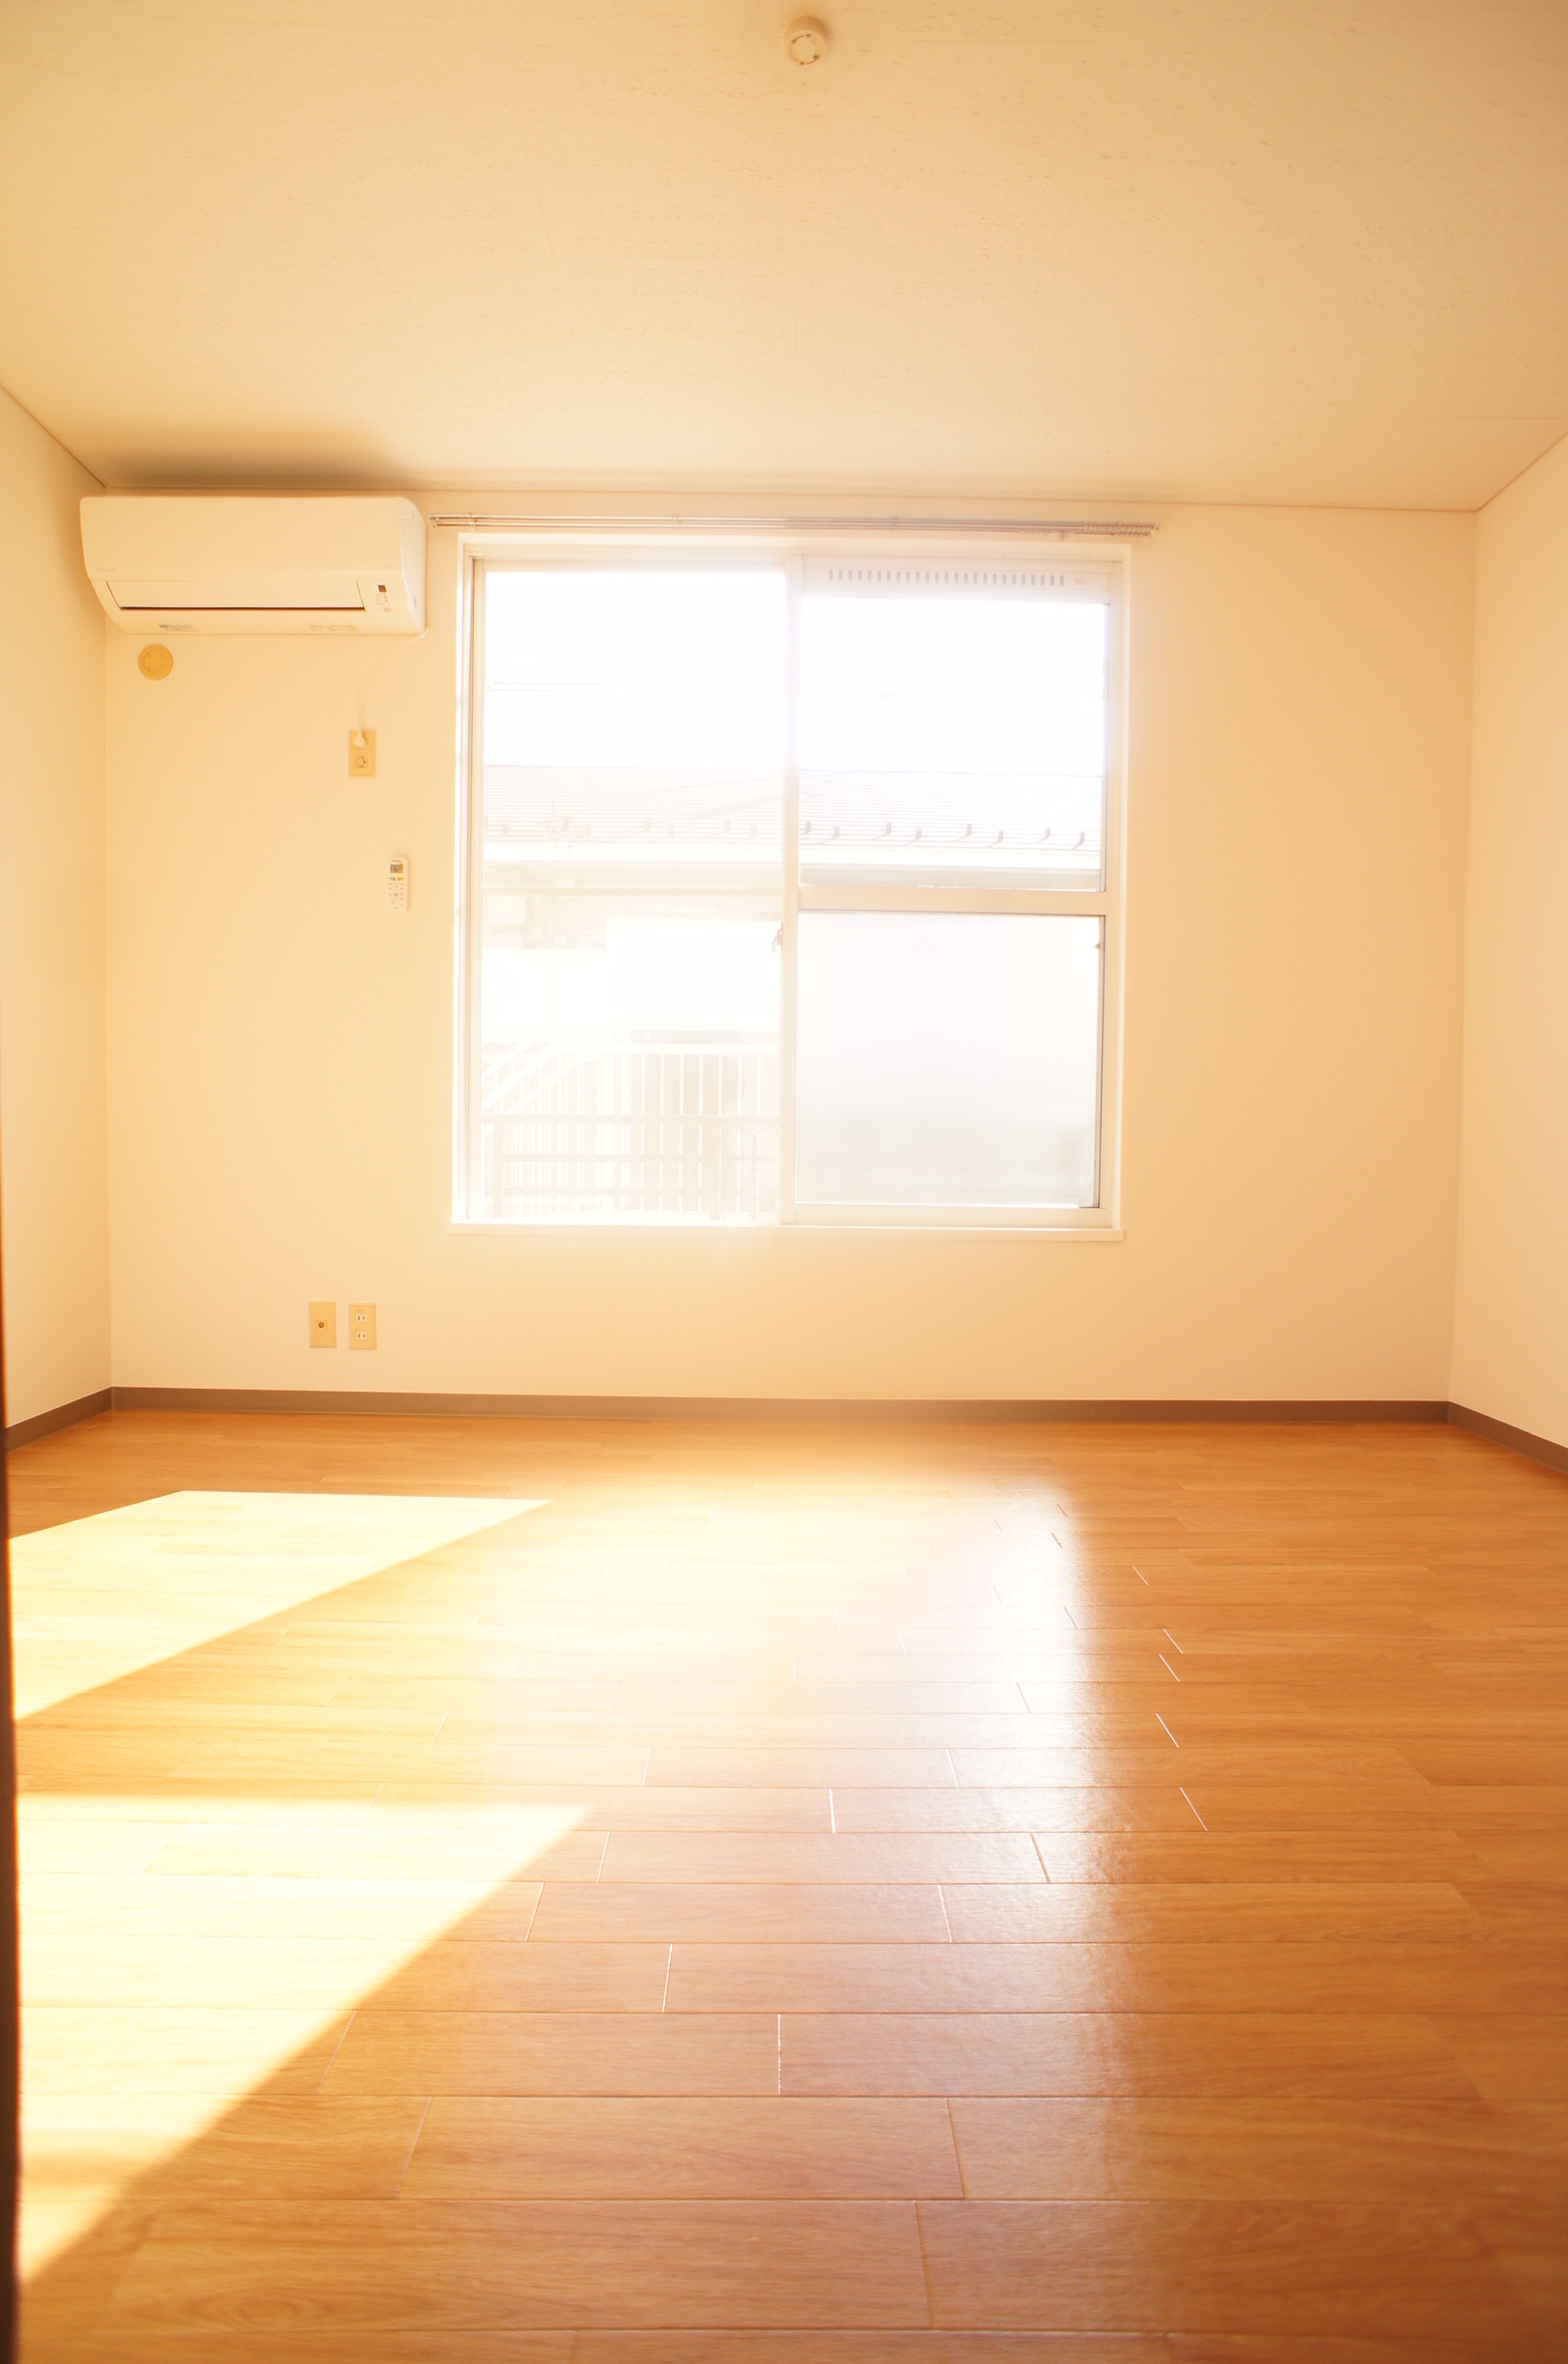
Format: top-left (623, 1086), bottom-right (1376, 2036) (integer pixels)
top-left (1446, 1400), bottom-right (1568, 1478)
top-left (104, 1387), bottom-right (1448, 1424)
top-left (14, 1392), bottom-right (1565, 1479)
top-left (2, 1388), bottom-right (112, 1451)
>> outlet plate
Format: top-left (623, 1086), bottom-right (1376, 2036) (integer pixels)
top-left (349, 1302), bottom-right (377, 1351)
top-left (309, 1302), bottom-right (337, 1348)
top-left (349, 730), bottom-right (377, 778)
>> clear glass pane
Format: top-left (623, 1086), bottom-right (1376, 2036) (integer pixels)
top-left (479, 891), bottom-right (779, 1222)
top-left (477, 568), bottom-right (786, 1223)
top-left (799, 587), bottom-right (1107, 888)
top-left (795, 914), bottom-right (1102, 1209)
top-left (484, 568), bottom-right (786, 883)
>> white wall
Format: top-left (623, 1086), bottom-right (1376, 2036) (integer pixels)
top-left (0, 386), bottom-right (109, 1428)
top-left (104, 499), bottom-right (1473, 1403)
top-left (1451, 432), bottom-right (1568, 1448)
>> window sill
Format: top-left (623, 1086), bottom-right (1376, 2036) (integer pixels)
top-left (449, 1219), bottom-right (1125, 1240)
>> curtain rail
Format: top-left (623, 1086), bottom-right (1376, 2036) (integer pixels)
top-left (429, 512), bottom-right (1156, 538)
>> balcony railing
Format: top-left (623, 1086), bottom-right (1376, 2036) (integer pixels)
top-left (479, 1037), bottom-right (778, 1221)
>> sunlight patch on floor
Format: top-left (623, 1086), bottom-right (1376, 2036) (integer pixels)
top-left (11, 1489), bottom-right (542, 1714)
top-left (19, 1794), bottom-right (583, 2274)
top-left (14, 1488), bottom-right (572, 2277)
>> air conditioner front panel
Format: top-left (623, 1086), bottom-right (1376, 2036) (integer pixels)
top-left (81, 495), bottom-right (426, 634)
top-left (105, 575), bottom-right (368, 612)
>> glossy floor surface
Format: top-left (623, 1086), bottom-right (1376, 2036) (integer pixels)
top-left (8, 1407), bottom-right (1568, 2362)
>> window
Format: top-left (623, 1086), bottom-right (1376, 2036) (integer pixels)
top-left (459, 545), bottom-right (1122, 1228)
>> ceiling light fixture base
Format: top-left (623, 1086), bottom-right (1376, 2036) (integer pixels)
top-left (785, 15), bottom-right (829, 66)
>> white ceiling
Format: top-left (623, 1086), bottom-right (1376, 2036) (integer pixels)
top-left (2, 0), bottom-right (1566, 508)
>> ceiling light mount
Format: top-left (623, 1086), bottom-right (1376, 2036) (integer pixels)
top-left (785, 15), bottom-right (829, 66)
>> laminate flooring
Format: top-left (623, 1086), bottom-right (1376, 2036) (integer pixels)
top-left (7, 1407), bottom-right (1568, 2361)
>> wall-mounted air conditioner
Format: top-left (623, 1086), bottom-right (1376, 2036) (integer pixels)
top-left (80, 494), bottom-right (426, 635)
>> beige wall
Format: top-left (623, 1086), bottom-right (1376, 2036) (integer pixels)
top-left (0, 387), bottom-right (109, 1427)
top-left (104, 499), bottom-right (1473, 1402)
top-left (1451, 433), bottom-right (1568, 1448)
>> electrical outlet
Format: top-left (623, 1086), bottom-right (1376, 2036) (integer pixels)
top-left (349, 1302), bottom-right (377, 1351)
top-left (309, 1302), bottom-right (337, 1348)
top-left (349, 729), bottom-right (377, 777)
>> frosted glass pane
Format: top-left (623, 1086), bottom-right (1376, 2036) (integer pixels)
top-left (799, 593), bottom-right (1107, 888)
top-left (795, 915), bottom-right (1101, 1208)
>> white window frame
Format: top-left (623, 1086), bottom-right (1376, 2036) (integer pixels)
top-left (455, 531), bottom-right (1128, 1235)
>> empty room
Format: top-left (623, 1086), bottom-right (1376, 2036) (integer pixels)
top-left (2, 2), bottom-right (1567, 2357)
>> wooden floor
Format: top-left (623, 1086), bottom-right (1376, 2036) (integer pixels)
top-left (8, 1407), bottom-right (1568, 2361)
